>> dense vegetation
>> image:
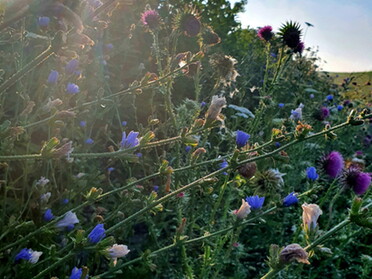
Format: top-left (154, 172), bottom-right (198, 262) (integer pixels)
top-left (0, 0), bottom-right (371, 278)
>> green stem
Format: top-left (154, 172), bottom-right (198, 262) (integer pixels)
top-left (0, 46), bottom-right (53, 95)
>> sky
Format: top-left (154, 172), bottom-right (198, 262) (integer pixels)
top-left (230, 0), bottom-right (372, 72)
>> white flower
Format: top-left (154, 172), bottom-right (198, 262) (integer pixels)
top-left (107, 244), bottom-right (130, 259)
top-left (56, 211), bottom-right (79, 229)
top-left (302, 203), bottom-right (322, 230)
top-left (36, 176), bottom-right (50, 187)
top-left (235, 199), bottom-right (251, 219)
top-left (40, 192), bottom-right (51, 203)
top-left (205, 95), bottom-right (226, 122)
top-left (29, 250), bottom-right (43, 264)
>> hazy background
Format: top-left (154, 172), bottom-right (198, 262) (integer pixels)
top-left (231, 0), bottom-right (372, 72)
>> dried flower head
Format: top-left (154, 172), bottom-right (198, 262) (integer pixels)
top-left (209, 53), bottom-right (239, 86)
top-left (238, 162), bottom-right (257, 179)
top-left (278, 21), bottom-right (302, 49)
top-left (205, 95), bottom-right (226, 123)
top-left (302, 203), bottom-right (322, 230)
top-left (173, 6), bottom-right (201, 37)
top-left (202, 26), bottom-right (221, 46)
top-left (257, 25), bottom-right (274, 41)
top-left (234, 199), bottom-right (251, 219)
top-left (279, 244), bottom-right (310, 265)
top-left (107, 244), bottom-right (130, 259)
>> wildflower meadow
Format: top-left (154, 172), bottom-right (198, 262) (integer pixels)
top-left (0, 0), bottom-right (371, 278)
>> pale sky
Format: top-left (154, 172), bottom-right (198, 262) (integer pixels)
top-left (230, 0), bottom-right (372, 72)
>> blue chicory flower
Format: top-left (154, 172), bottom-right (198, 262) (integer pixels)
top-left (47, 70), bottom-right (59, 84)
top-left (236, 130), bottom-right (250, 148)
top-left (200, 101), bottom-right (206, 107)
top-left (121, 121), bottom-right (127, 127)
top-left (306, 167), bottom-right (319, 181)
top-left (283, 192), bottom-right (299, 207)
top-left (69, 267), bottom-right (83, 279)
top-left (65, 59), bottom-right (79, 74)
top-left (219, 160), bottom-right (228, 175)
top-left (43, 209), bottom-right (54, 222)
top-left (337, 105), bottom-right (343, 111)
top-left (120, 131), bottom-right (140, 149)
top-left (55, 211), bottom-right (79, 229)
top-left (15, 248), bottom-right (42, 264)
top-left (278, 103), bottom-right (284, 108)
top-left (105, 43), bottom-right (114, 51)
top-left (88, 224), bottom-right (106, 244)
top-left (38, 16), bottom-right (50, 27)
top-left (15, 248), bottom-right (32, 262)
top-left (185, 146), bottom-right (192, 152)
top-left (275, 142), bottom-right (281, 148)
top-left (309, 94), bottom-right (315, 99)
top-left (85, 138), bottom-right (94, 144)
top-left (79, 121), bottom-right (87, 127)
top-left (326, 95), bottom-right (333, 101)
top-left (246, 195), bottom-right (265, 210)
top-left (153, 185), bottom-right (159, 192)
top-left (107, 167), bottom-right (115, 173)
top-left (66, 83), bottom-right (80, 94)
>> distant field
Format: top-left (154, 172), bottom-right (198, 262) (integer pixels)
top-left (328, 71), bottom-right (372, 105)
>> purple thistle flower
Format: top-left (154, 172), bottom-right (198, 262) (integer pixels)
top-left (306, 167), bottom-right (319, 181)
top-left (66, 83), bottom-right (80, 94)
top-left (342, 168), bottom-right (371, 195)
top-left (120, 131), bottom-right (140, 149)
top-left (85, 138), bottom-right (94, 144)
top-left (141, 10), bottom-right (161, 30)
top-left (70, 267), bottom-right (83, 279)
top-left (314, 107), bottom-right (330, 121)
top-left (283, 192), bottom-right (298, 207)
top-left (236, 130), bottom-right (250, 148)
top-left (56, 211), bottom-right (79, 229)
top-left (38, 16), bottom-right (50, 27)
top-left (257, 25), bottom-right (274, 41)
top-left (322, 151), bottom-right (344, 178)
top-left (88, 224), bottom-right (106, 244)
top-left (43, 209), bottom-right (54, 222)
top-left (293, 41), bottom-right (305, 54)
top-left (47, 70), bottom-right (59, 84)
top-left (246, 195), bottom-right (265, 210)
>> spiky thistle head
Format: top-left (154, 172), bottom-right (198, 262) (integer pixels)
top-left (141, 6), bottom-right (161, 30)
top-left (319, 151), bottom-right (344, 178)
top-left (341, 167), bottom-right (371, 195)
top-left (209, 53), bottom-right (239, 86)
top-left (252, 169), bottom-right (285, 198)
top-left (278, 21), bottom-right (302, 49)
top-left (173, 6), bottom-right (201, 37)
top-left (202, 26), bottom-right (221, 46)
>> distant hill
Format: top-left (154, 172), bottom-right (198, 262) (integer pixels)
top-left (328, 71), bottom-right (372, 105)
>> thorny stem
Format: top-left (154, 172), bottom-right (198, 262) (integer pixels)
top-left (1, 115), bottom-right (370, 253)
top-left (0, 46), bottom-right (53, 95)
